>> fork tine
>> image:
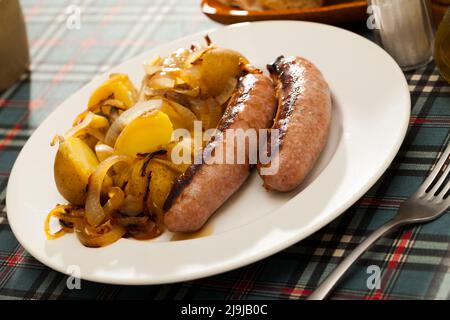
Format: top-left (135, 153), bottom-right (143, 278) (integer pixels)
top-left (428, 160), bottom-right (450, 197)
top-left (439, 182), bottom-right (450, 200)
top-left (417, 143), bottom-right (450, 194)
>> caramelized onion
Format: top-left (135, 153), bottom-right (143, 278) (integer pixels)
top-left (75, 221), bottom-right (126, 248)
top-left (215, 77), bottom-right (237, 105)
top-left (173, 86), bottom-right (200, 97)
top-left (104, 187), bottom-right (125, 215)
top-left (94, 143), bottom-right (114, 162)
top-left (164, 99), bottom-right (197, 130)
top-left (116, 215), bottom-right (149, 227)
top-left (128, 219), bottom-right (161, 240)
top-left (144, 54), bottom-right (162, 73)
top-left (179, 65), bottom-right (201, 89)
top-left (85, 155), bottom-right (132, 226)
top-left (163, 48), bottom-right (190, 68)
top-left (45, 204), bottom-right (84, 239)
top-left (101, 99), bottom-right (126, 110)
top-left (145, 65), bottom-right (162, 76)
top-left (64, 112), bottom-right (109, 143)
top-left (148, 75), bottom-right (176, 90)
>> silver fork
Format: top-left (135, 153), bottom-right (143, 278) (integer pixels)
top-left (308, 143), bottom-right (450, 300)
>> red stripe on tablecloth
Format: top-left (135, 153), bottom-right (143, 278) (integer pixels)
top-left (51, 61), bottom-right (75, 85)
top-left (101, 4), bottom-right (122, 26)
top-left (23, 3), bottom-right (41, 22)
top-left (0, 99), bottom-right (33, 107)
top-left (410, 116), bottom-right (450, 125)
top-left (388, 229), bottom-right (413, 269)
top-left (231, 268), bottom-right (256, 299)
top-left (5, 249), bottom-right (25, 267)
top-left (0, 99), bottom-right (44, 108)
top-left (364, 229), bottom-right (414, 300)
top-left (31, 38), bottom-right (61, 49)
top-left (34, 3), bottom-right (123, 105)
top-left (0, 123), bottom-right (22, 152)
top-left (367, 289), bottom-right (383, 300)
top-left (284, 287), bottom-right (311, 298)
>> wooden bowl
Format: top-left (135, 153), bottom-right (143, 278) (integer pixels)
top-left (432, 2), bottom-right (449, 26)
top-left (202, 0), bottom-right (448, 26)
top-left (201, 0), bottom-right (368, 25)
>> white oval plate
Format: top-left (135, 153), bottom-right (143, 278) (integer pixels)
top-left (6, 21), bottom-right (410, 285)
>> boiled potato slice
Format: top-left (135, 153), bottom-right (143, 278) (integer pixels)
top-left (54, 137), bottom-right (99, 205)
top-left (200, 48), bottom-right (243, 96)
top-left (114, 110), bottom-right (173, 157)
top-left (88, 74), bottom-right (137, 109)
top-left (111, 73), bottom-right (137, 94)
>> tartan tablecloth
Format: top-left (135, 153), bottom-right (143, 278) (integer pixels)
top-left (1, 0), bottom-right (450, 300)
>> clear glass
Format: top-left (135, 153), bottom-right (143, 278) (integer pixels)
top-left (369, 0), bottom-right (435, 71)
top-left (435, 7), bottom-right (450, 83)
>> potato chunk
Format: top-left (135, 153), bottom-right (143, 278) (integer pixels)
top-left (54, 137), bottom-right (99, 205)
top-left (88, 74), bottom-right (137, 109)
top-left (199, 48), bottom-right (243, 96)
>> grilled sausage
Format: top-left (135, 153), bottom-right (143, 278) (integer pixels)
top-left (163, 72), bottom-right (277, 232)
top-left (258, 56), bottom-right (331, 192)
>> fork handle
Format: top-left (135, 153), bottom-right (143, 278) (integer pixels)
top-left (307, 219), bottom-right (404, 300)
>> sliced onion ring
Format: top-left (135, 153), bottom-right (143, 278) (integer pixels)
top-left (215, 77), bottom-right (237, 105)
top-left (44, 204), bottom-right (84, 239)
top-left (75, 221), bottom-right (126, 248)
top-left (103, 187), bottom-right (125, 215)
top-left (63, 112), bottom-right (109, 143)
top-left (94, 143), bottom-right (114, 162)
top-left (148, 75), bottom-right (176, 90)
top-left (85, 155), bottom-right (132, 226)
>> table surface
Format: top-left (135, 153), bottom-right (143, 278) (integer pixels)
top-left (1, 0), bottom-right (450, 300)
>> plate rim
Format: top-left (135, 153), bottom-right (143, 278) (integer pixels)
top-left (6, 20), bottom-right (410, 285)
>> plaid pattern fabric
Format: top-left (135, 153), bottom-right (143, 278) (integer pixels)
top-left (1, 0), bottom-right (450, 300)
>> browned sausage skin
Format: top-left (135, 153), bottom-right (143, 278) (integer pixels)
top-left (258, 56), bottom-right (331, 192)
top-left (163, 72), bottom-right (277, 232)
